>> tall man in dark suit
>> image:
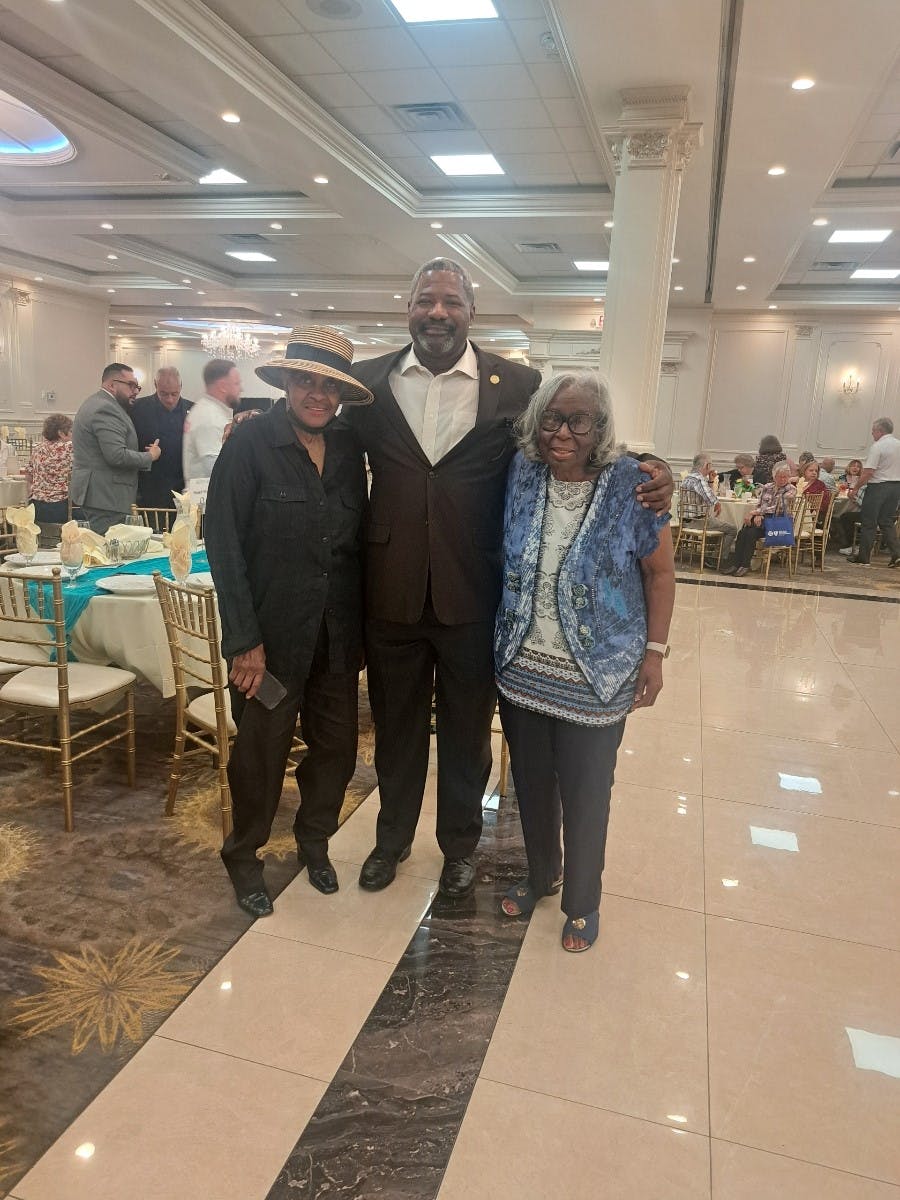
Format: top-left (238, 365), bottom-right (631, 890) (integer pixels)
top-left (131, 366), bottom-right (192, 508)
top-left (346, 258), bottom-right (670, 898)
top-left (70, 363), bottom-right (160, 534)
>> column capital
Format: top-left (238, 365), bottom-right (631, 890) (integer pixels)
top-left (601, 86), bottom-right (702, 174)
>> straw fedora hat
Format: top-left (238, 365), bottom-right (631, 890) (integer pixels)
top-left (255, 325), bottom-right (373, 404)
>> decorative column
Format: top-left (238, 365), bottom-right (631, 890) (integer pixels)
top-left (598, 88), bottom-right (701, 452)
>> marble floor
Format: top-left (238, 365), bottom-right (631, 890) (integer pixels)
top-left (8, 581), bottom-right (900, 1200)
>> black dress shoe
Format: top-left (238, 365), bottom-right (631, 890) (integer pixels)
top-left (358, 845), bottom-right (411, 892)
top-left (439, 856), bottom-right (476, 898)
top-left (296, 846), bottom-right (339, 895)
top-left (236, 889), bottom-right (273, 918)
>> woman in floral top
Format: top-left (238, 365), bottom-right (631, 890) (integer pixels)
top-left (27, 414), bottom-right (73, 523)
top-left (725, 461), bottom-right (796, 576)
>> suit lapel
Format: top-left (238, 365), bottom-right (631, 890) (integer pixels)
top-left (473, 347), bottom-right (503, 424)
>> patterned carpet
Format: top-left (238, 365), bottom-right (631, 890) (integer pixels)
top-left (0, 679), bottom-right (377, 1198)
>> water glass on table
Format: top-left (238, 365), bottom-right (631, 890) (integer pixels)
top-left (60, 520), bottom-right (89, 585)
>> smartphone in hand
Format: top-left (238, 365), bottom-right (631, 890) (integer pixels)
top-left (254, 670), bottom-right (288, 710)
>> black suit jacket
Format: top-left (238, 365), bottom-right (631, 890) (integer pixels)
top-left (346, 344), bottom-right (542, 625)
top-left (130, 393), bottom-right (192, 507)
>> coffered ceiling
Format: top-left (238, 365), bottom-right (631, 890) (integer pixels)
top-left (0, 0), bottom-right (899, 353)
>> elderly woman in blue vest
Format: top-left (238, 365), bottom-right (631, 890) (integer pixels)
top-left (494, 372), bottom-right (675, 952)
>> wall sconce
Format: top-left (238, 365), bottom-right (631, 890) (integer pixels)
top-left (841, 369), bottom-right (861, 396)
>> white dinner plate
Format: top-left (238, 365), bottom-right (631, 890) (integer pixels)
top-left (95, 575), bottom-right (158, 596)
top-left (5, 550), bottom-right (61, 566)
top-left (185, 572), bottom-right (214, 588)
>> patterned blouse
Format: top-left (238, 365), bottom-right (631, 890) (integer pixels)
top-left (498, 476), bottom-right (630, 727)
top-left (753, 481), bottom-right (796, 516)
top-left (29, 437), bottom-right (73, 503)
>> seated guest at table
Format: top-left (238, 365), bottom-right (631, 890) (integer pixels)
top-left (818, 456), bottom-right (838, 493)
top-left (834, 485), bottom-right (865, 551)
top-left (494, 372), bottom-right (674, 953)
top-left (796, 459), bottom-right (831, 523)
top-left (26, 414), bottom-right (73, 523)
top-left (679, 451), bottom-right (738, 562)
top-left (841, 459), bottom-right (863, 488)
top-left (205, 327), bottom-right (373, 919)
top-left (726, 453), bottom-right (755, 491)
top-left (753, 434), bottom-right (786, 485)
top-left (70, 363), bottom-right (161, 534)
top-left (131, 366), bottom-right (192, 509)
top-left (725, 461), bottom-right (796, 577)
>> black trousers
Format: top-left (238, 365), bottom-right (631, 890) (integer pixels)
top-left (857, 480), bottom-right (900, 562)
top-left (833, 509), bottom-right (861, 549)
top-left (733, 520), bottom-right (766, 568)
top-left (498, 697), bottom-right (626, 918)
top-left (365, 599), bottom-right (496, 859)
top-left (221, 626), bottom-right (359, 893)
top-left (32, 499), bottom-right (69, 524)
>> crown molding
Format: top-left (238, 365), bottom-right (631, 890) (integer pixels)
top-left (135, 0), bottom-right (611, 221)
top-left (87, 236), bottom-right (234, 287)
top-left (437, 235), bottom-right (519, 293)
top-left (2, 194), bottom-right (338, 222)
top-left (772, 284), bottom-right (900, 305)
top-left (818, 186), bottom-right (900, 211)
top-left (0, 41), bottom-right (210, 183)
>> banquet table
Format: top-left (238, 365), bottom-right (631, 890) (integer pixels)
top-left (1, 549), bottom-right (213, 697)
top-left (714, 496), bottom-right (757, 530)
top-left (0, 477), bottom-right (28, 510)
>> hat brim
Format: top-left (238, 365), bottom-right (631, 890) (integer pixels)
top-left (255, 357), bottom-right (373, 405)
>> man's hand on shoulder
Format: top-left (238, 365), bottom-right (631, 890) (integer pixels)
top-left (635, 458), bottom-right (674, 514)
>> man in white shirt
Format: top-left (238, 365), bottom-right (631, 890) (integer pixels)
top-left (182, 359), bottom-right (242, 498)
top-left (848, 417), bottom-right (900, 566)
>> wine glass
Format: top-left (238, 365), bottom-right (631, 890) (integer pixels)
top-left (60, 520), bottom-right (89, 586)
top-left (14, 528), bottom-right (37, 567)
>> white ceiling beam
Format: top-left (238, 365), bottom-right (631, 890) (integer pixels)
top-left (0, 40), bottom-right (211, 183)
top-left (2, 195), bottom-right (340, 222)
top-left (86, 236), bottom-right (234, 286)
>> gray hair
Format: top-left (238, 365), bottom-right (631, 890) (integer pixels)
top-left (773, 461), bottom-right (792, 481)
top-left (409, 257), bottom-right (475, 308)
top-left (734, 453), bottom-right (755, 468)
top-left (515, 371), bottom-right (618, 472)
top-left (692, 451), bottom-right (711, 470)
top-left (155, 365), bottom-right (181, 384)
top-left (873, 416), bottom-right (894, 435)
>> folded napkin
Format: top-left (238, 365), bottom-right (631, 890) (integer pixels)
top-left (7, 503), bottom-right (41, 557)
top-left (168, 520), bottom-right (193, 580)
top-left (105, 522), bottom-right (152, 545)
top-left (172, 489), bottom-right (201, 539)
top-left (60, 520), bottom-right (109, 566)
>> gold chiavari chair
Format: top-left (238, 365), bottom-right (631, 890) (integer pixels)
top-left (757, 495), bottom-right (807, 583)
top-left (673, 486), bottom-right (725, 575)
top-left (797, 493), bottom-right (835, 572)
top-left (131, 504), bottom-right (175, 533)
top-left (0, 568), bottom-right (136, 830)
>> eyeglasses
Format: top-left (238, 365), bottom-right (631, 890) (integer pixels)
top-left (539, 410), bottom-right (598, 436)
top-left (110, 378), bottom-right (140, 389)
top-left (290, 372), bottom-right (342, 396)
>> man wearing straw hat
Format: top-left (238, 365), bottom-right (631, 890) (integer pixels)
top-left (343, 257), bottom-right (672, 899)
top-left (205, 327), bottom-right (373, 918)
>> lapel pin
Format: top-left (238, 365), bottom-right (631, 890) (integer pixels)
top-left (490, 373), bottom-right (500, 384)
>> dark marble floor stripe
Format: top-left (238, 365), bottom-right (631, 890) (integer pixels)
top-left (265, 792), bottom-right (530, 1200)
top-left (675, 573), bottom-right (900, 604)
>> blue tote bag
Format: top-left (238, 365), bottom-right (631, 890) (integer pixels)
top-left (762, 514), bottom-right (794, 548)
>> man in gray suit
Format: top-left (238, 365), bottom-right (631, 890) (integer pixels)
top-left (71, 363), bottom-right (161, 533)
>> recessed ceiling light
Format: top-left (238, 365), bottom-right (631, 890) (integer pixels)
top-left (431, 154), bottom-right (504, 177)
top-left (313, 174), bottom-right (329, 184)
top-left (181, 278), bottom-right (191, 284)
top-left (290, 291), bottom-right (299, 297)
top-left (743, 255), bottom-right (756, 263)
top-left (376, 321), bottom-right (384, 326)
top-left (101, 222), bottom-right (114, 230)
top-left (199, 168), bottom-right (246, 184)
top-left (221, 111), bottom-right (240, 123)
top-left (672, 257), bottom-right (680, 264)
top-left (34, 275), bottom-right (43, 281)
top-left (812, 217), bottom-right (829, 226)
top-left (106, 253), bottom-right (118, 260)
top-left (327, 304), bottom-right (335, 310)
top-left (767, 165), bottom-right (786, 175)
top-left (107, 288), bottom-right (115, 293)
top-left (769, 304), bottom-right (778, 309)
top-left (393, 293), bottom-right (402, 299)
top-left (197, 290), bottom-right (206, 295)
top-left (269, 222), bottom-right (282, 230)
top-left (604, 220), bottom-right (614, 228)
top-left (393, 0), bottom-right (497, 20)
top-left (851, 268), bottom-right (900, 279)
top-left (574, 260), bottom-right (609, 271)
top-left (472, 282), bottom-right (479, 288)
top-left (226, 250), bottom-right (276, 261)
top-left (736, 284), bottom-right (747, 290)
top-left (829, 229), bottom-right (891, 243)
top-left (593, 297), bottom-right (602, 302)
top-left (74, 1143), bottom-right (95, 1160)
top-left (275, 311), bottom-right (282, 317)
top-left (791, 77), bottom-right (815, 90)
top-left (165, 301), bottom-right (173, 306)
top-left (673, 285), bottom-right (684, 291)
top-left (430, 221), bottom-right (443, 229)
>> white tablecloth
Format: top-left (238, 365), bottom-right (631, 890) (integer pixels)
top-left (0, 477), bottom-right (27, 509)
top-left (714, 497), bottom-right (757, 530)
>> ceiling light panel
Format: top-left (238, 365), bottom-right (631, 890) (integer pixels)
top-left (226, 251), bottom-right (276, 261)
top-left (829, 229), bottom-right (892, 243)
top-left (574, 261), bottom-right (609, 271)
top-left (851, 268), bottom-right (900, 279)
top-left (199, 168), bottom-right (246, 184)
top-left (431, 153), bottom-right (504, 176)
top-left (392, 0), bottom-right (498, 21)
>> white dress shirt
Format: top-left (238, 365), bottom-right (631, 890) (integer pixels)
top-left (183, 394), bottom-right (232, 486)
top-left (389, 342), bottom-right (480, 464)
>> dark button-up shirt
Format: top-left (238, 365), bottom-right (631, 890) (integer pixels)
top-left (131, 393), bottom-right (192, 507)
top-left (204, 401), bottom-right (366, 686)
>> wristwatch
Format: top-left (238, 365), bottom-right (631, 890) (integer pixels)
top-left (645, 641), bottom-right (670, 657)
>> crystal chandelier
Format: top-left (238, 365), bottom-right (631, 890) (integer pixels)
top-left (200, 323), bottom-right (261, 360)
